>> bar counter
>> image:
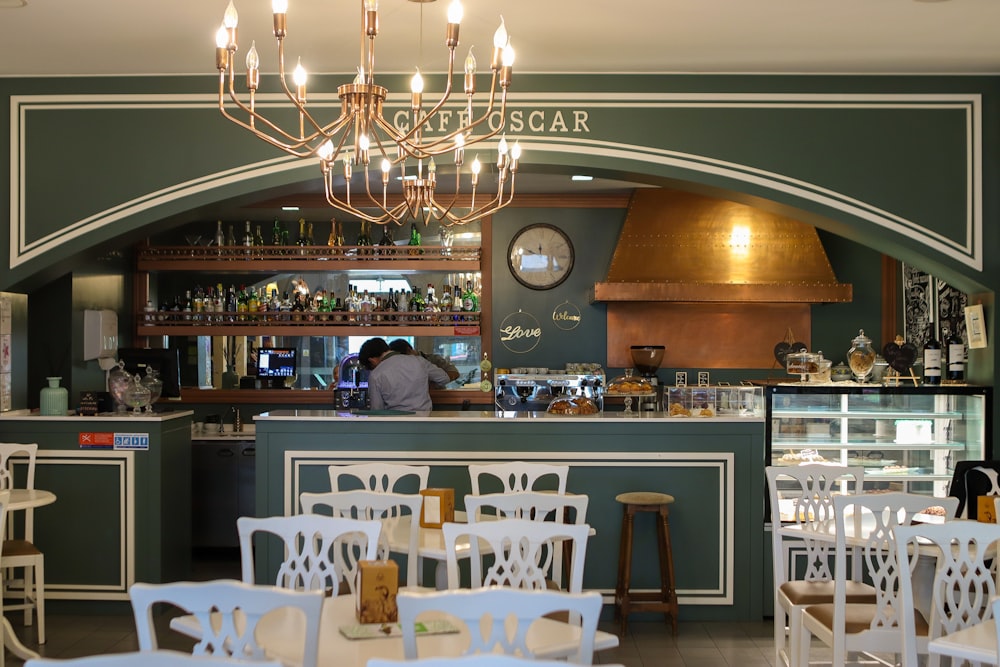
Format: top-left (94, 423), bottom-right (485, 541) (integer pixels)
top-left (254, 409), bottom-right (767, 621)
top-left (0, 410), bottom-right (193, 603)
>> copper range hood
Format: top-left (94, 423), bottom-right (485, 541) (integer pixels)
top-left (595, 189), bottom-right (853, 370)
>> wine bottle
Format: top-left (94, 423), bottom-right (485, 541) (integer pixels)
top-left (923, 335), bottom-right (942, 385)
top-left (254, 224), bottom-right (265, 247)
top-left (378, 224), bottom-right (395, 255)
top-left (462, 279), bottom-right (480, 312)
top-left (214, 220), bottom-right (226, 254)
top-left (408, 222), bottom-right (422, 255)
top-left (297, 218), bottom-right (308, 251)
top-left (946, 328), bottom-right (966, 382)
top-left (271, 219), bottom-right (282, 245)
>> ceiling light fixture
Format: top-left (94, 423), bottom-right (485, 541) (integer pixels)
top-left (571, 175), bottom-right (594, 181)
top-left (215, 0), bottom-right (521, 227)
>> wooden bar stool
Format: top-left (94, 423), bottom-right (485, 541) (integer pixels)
top-left (613, 491), bottom-right (679, 637)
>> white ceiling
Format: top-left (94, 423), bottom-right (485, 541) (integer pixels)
top-left (2, 0), bottom-right (1000, 77)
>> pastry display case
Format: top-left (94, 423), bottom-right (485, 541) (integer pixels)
top-left (766, 385), bottom-right (991, 496)
top-left (662, 385), bottom-right (764, 418)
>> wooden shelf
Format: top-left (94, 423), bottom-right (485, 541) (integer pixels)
top-left (137, 245), bottom-right (480, 273)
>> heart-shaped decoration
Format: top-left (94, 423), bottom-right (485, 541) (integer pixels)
top-left (896, 343), bottom-right (918, 372)
top-left (774, 342), bottom-right (792, 365)
top-left (882, 342), bottom-right (899, 365)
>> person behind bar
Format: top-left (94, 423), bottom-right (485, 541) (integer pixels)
top-left (358, 337), bottom-right (451, 412)
top-left (388, 338), bottom-right (460, 388)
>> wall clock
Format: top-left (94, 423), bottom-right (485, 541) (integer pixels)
top-left (507, 223), bottom-right (575, 290)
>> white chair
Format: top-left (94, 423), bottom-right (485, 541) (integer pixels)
top-left (896, 519), bottom-right (1000, 667)
top-left (130, 580), bottom-right (324, 667)
top-left (765, 464), bottom-right (872, 667)
top-left (468, 462), bottom-right (568, 496)
top-left (397, 587), bottom-right (603, 665)
top-left (299, 489), bottom-right (423, 587)
top-left (328, 463), bottom-right (429, 493)
top-left (798, 492), bottom-right (959, 667)
top-left (368, 656), bottom-right (623, 667)
top-left (0, 443), bottom-right (45, 644)
top-left (464, 491), bottom-right (588, 590)
top-left (442, 518), bottom-right (590, 593)
top-left (26, 651), bottom-right (283, 667)
top-left (237, 514), bottom-right (380, 595)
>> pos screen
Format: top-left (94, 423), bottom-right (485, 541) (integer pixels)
top-left (257, 348), bottom-right (297, 377)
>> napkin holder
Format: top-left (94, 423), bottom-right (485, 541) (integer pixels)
top-left (977, 495), bottom-right (999, 523)
top-left (419, 488), bottom-right (455, 529)
top-left (356, 559), bottom-right (399, 624)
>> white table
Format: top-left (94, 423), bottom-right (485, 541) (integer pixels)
top-left (3, 488), bottom-right (56, 661)
top-left (380, 511), bottom-right (596, 589)
top-left (927, 618), bottom-right (998, 665)
top-left (171, 592), bottom-right (619, 667)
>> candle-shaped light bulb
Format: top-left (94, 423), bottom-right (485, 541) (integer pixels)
top-left (465, 47), bottom-right (477, 75)
top-left (354, 66), bottom-right (364, 85)
top-left (447, 0), bottom-right (463, 24)
top-left (293, 58), bottom-right (307, 87)
top-left (471, 156), bottom-right (482, 175)
top-left (245, 40), bottom-right (259, 70)
top-left (454, 133), bottom-right (465, 165)
top-left (429, 158), bottom-right (437, 174)
top-left (502, 42), bottom-right (516, 67)
top-left (365, 0), bottom-right (377, 10)
top-left (272, 0), bottom-right (288, 13)
top-left (223, 0), bottom-right (239, 29)
top-left (381, 158), bottom-right (391, 174)
top-left (493, 16), bottom-right (507, 49)
top-left (359, 134), bottom-right (370, 152)
top-left (216, 25), bottom-right (229, 49)
top-left (511, 141), bottom-right (522, 161)
top-left (411, 68), bottom-right (424, 94)
top-left (318, 140), bottom-right (334, 162)
top-left (497, 135), bottom-right (509, 156)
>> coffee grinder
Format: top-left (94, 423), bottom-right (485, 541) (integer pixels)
top-left (631, 345), bottom-right (665, 411)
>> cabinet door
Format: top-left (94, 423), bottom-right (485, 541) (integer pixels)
top-left (192, 443), bottom-right (239, 549)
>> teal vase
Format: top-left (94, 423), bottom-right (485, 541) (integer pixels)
top-left (40, 376), bottom-right (68, 416)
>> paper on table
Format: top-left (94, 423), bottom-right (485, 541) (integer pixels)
top-left (339, 620), bottom-right (460, 640)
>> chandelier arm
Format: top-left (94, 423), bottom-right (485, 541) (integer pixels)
top-left (390, 49), bottom-right (458, 146)
top-left (269, 38), bottom-right (332, 142)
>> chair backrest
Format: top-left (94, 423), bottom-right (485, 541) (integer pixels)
top-left (397, 587), bottom-right (602, 665)
top-left (442, 518), bottom-right (590, 592)
top-left (948, 460), bottom-right (1000, 519)
top-left (299, 489), bottom-right (422, 586)
top-left (328, 463), bottom-right (429, 493)
top-left (831, 493), bottom-right (959, 637)
top-left (468, 462), bottom-right (568, 495)
top-left (368, 656), bottom-right (622, 667)
top-left (895, 518), bottom-right (1000, 666)
top-left (129, 580), bottom-right (324, 667)
top-left (464, 491), bottom-right (588, 525)
top-left (237, 514), bottom-right (380, 595)
top-left (0, 442), bottom-right (37, 491)
top-left (765, 464), bottom-right (864, 587)
top-left (26, 650), bottom-right (284, 667)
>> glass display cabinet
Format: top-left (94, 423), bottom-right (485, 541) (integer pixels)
top-left (766, 385), bottom-right (991, 497)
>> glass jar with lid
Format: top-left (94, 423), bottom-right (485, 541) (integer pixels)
top-left (848, 329), bottom-right (876, 383)
top-left (606, 369), bottom-right (654, 414)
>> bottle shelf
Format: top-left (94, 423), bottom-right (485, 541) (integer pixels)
top-left (137, 245), bottom-right (481, 273)
top-left (137, 312), bottom-right (481, 338)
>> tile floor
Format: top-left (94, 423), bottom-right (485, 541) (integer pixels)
top-left (2, 551), bottom-right (793, 667)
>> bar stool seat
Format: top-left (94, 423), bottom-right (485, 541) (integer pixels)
top-left (613, 491), bottom-right (678, 637)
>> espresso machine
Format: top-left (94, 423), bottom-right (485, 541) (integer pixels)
top-left (494, 371), bottom-right (604, 413)
top-left (333, 353), bottom-right (370, 410)
top-left (631, 345), bottom-right (665, 411)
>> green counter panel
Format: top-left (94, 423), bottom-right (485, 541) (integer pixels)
top-left (0, 412), bottom-right (193, 600)
top-left (255, 411), bottom-right (766, 621)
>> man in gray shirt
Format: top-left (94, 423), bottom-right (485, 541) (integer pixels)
top-left (359, 337), bottom-right (451, 412)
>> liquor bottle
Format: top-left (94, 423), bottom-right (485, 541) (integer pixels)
top-left (462, 280), bottom-right (479, 312)
top-left (247, 287), bottom-right (258, 313)
top-left (237, 286), bottom-right (248, 316)
top-left (946, 328), bottom-right (966, 382)
top-left (306, 222), bottom-right (315, 246)
top-left (243, 221), bottom-right (253, 256)
top-left (923, 335), bottom-right (942, 385)
top-left (254, 224), bottom-right (265, 247)
top-left (214, 220), bottom-right (226, 253)
top-left (378, 224), bottom-right (395, 255)
top-left (192, 285), bottom-right (205, 318)
top-left (440, 284), bottom-right (453, 312)
top-left (327, 219), bottom-right (345, 255)
top-left (182, 290), bottom-right (193, 320)
top-left (452, 285), bottom-right (463, 313)
top-left (226, 224), bottom-right (236, 247)
top-left (409, 286), bottom-right (425, 312)
top-left (271, 219), bottom-right (282, 246)
top-left (356, 221), bottom-right (373, 255)
top-left (407, 222), bottom-right (422, 255)
top-left (425, 283), bottom-right (438, 312)
top-left (270, 289), bottom-right (281, 313)
top-left (297, 218), bottom-right (308, 250)
top-left (360, 290), bottom-right (373, 324)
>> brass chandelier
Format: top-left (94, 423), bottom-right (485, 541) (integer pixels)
top-left (214, 0), bottom-right (521, 227)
